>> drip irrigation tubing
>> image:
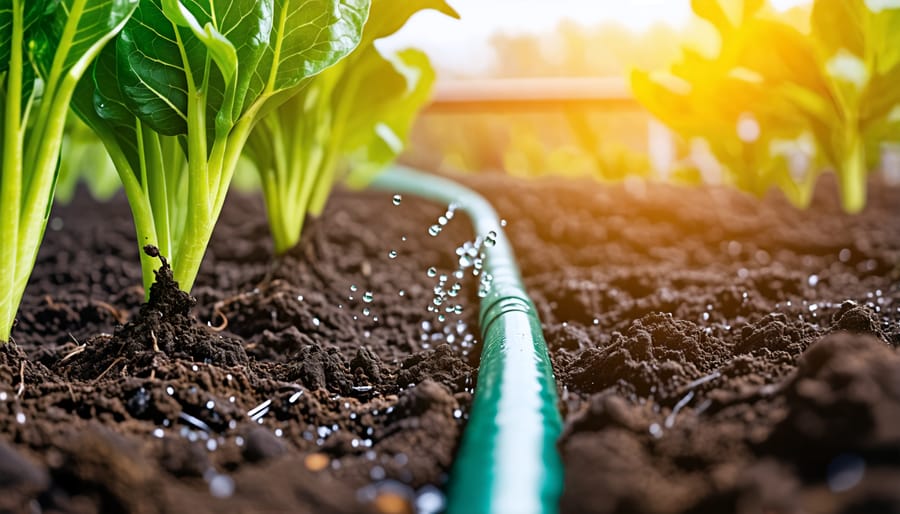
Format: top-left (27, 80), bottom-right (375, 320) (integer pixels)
top-left (370, 166), bottom-right (564, 514)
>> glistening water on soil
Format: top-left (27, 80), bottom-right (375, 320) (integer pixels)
top-left (1, 174), bottom-right (899, 514)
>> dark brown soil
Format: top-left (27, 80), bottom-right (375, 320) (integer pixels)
top-left (1, 187), bottom-right (480, 514)
top-left (470, 174), bottom-right (900, 514)
top-left (1, 173), bottom-right (899, 514)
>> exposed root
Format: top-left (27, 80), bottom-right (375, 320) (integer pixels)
top-left (16, 361), bottom-right (25, 397)
top-left (94, 356), bottom-right (125, 383)
top-left (209, 306), bottom-right (229, 332)
top-left (92, 299), bottom-right (128, 324)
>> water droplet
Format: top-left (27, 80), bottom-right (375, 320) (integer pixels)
top-left (438, 215), bottom-right (448, 226)
top-left (428, 225), bottom-right (441, 237)
top-left (363, 291), bottom-right (374, 303)
top-left (839, 248), bottom-right (852, 262)
top-left (702, 312), bottom-right (710, 321)
top-left (16, 412), bottom-right (26, 424)
top-left (209, 474), bottom-right (235, 498)
top-left (401, 236), bottom-right (407, 242)
top-left (363, 307), bottom-right (371, 316)
top-left (392, 194), bottom-right (402, 206)
top-left (312, 317), bottom-right (321, 327)
top-left (398, 290), bottom-right (405, 297)
top-left (827, 453), bottom-right (865, 493)
top-left (808, 274), bottom-right (819, 287)
top-left (350, 285), bottom-right (358, 292)
top-left (437, 314), bottom-right (446, 322)
top-left (500, 219), bottom-right (508, 227)
top-left (388, 250), bottom-right (398, 259)
top-left (426, 267), bottom-right (437, 277)
top-left (416, 485), bottom-right (447, 514)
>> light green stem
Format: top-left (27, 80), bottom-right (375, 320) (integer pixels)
top-left (839, 130), bottom-right (866, 214)
top-left (0, 1), bottom-right (25, 342)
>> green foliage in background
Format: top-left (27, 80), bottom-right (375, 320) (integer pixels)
top-left (1, 0), bottom-right (137, 342)
top-left (244, 0), bottom-right (458, 254)
top-left (71, 0), bottom-right (369, 293)
top-left (57, 114), bottom-right (120, 202)
top-left (631, 0), bottom-right (900, 212)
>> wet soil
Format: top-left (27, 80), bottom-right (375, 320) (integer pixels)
top-left (472, 174), bottom-right (900, 514)
top-left (1, 173), bottom-right (899, 514)
top-left (1, 187), bottom-right (480, 514)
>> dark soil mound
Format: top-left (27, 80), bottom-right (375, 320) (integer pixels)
top-left (1, 173), bottom-right (898, 513)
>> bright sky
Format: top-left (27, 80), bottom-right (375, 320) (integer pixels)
top-left (380, 0), bottom-right (811, 73)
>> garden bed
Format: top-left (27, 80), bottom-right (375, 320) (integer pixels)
top-left (1, 173), bottom-right (899, 513)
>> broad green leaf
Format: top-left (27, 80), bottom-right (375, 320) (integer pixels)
top-left (72, 43), bottom-right (141, 172)
top-left (247, 0), bottom-right (370, 104)
top-left (362, 0), bottom-right (458, 44)
top-left (0, 0), bottom-right (58, 74)
top-left (345, 48), bottom-right (437, 186)
top-left (32, 0), bottom-right (139, 80)
top-left (116, 0), bottom-right (368, 139)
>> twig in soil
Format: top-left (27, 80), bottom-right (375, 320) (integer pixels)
top-left (209, 306), bottom-right (229, 332)
top-left (94, 356), bottom-right (125, 382)
top-left (16, 361), bottom-right (25, 397)
top-left (664, 391), bottom-right (695, 429)
top-left (675, 370), bottom-right (722, 397)
top-left (60, 333), bottom-right (87, 363)
top-left (248, 399), bottom-right (273, 422)
top-left (91, 299), bottom-right (128, 324)
top-left (43, 295), bottom-right (57, 309)
top-left (150, 330), bottom-right (160, 353)
top-left (208, 287), bottom-right (271, 331)
top-left (60, 344), bottom-right (87, 363)
top-left (179, 412), bottom-right (212, 433)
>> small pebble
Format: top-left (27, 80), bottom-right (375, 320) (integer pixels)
top-left (304, 453), bottom-right (330, 471)
top-left (373, 492), bottom-right (412, 514)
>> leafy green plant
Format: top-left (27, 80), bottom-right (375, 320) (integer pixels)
top-left (631, 0), bottom-right (900, 212)
top-left (244, 0), bottom-right (458, 254)
top-left (71, 0), bottom-right (370, 293)
top-left (631, 0), bottom-right (824, 208)
top-left (0, 0), bottom-right (138, 342)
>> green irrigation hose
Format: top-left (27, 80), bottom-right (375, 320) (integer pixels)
top-left (370, 166), bottom-right (564, 514)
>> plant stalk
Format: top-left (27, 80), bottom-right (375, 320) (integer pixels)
top-left (0, 0), bottom-right (25, 342)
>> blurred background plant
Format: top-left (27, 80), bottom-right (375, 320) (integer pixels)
top-left (60, 0), bottom-right (900, 212)
top-left (56, 115), bottom-right (120, 203)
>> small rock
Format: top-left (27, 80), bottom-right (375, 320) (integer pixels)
top-left (304, 453), bottom-right (330, 471)
top-left (242, 427), bottom-right (286, 463)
